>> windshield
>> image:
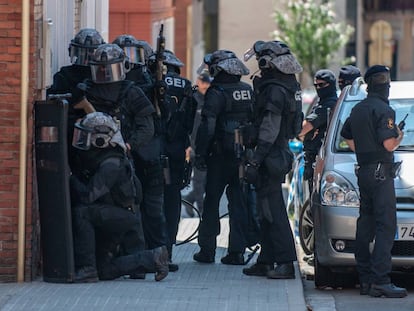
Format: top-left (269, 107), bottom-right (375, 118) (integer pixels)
top-left (335, 98), bottom-right (414, 152)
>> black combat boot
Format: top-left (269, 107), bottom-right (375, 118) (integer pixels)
top-left (221, 252), bottom-right (245, 265)
top-left (153, 246), bottom-right (169, 281)
top-left (242, 263), bottom-right (273, 276)
top-left (266, 262), bottom-right (295, 279)
top-left (129, 267), bottom-right (146, 280)
top-left (369, 283), bottom-right (407, 298)
top-left (193, 249), bottom-right (215, 263)
top-left (74, 266), bottom-right (98, 283)
top-left (359, 283), bottom-right (370, 295)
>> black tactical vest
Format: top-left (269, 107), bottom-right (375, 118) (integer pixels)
top-left (214, 82), bottom-right (255, 152)
top-left (254, 78), bottom-right (302, 140)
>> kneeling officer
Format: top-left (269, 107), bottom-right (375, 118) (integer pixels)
top-left (70, 112), bottom-right (169, 282)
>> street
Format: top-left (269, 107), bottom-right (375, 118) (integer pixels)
top-left (299, 245), bottom-right (414, 311)
top-left (282, 180), bottom-right (414, 311)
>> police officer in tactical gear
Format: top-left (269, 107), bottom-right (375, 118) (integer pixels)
top-left (242, 40), bottom-right (302, 279)
top-left (111, 36), bottom-right (170, 266)
top-left (112, 35), bottom-right (155, 95)
top-left (70, 112), bottom-right (169, 282)
top-left (341, 65), bottom-right (407, 298)
top-left (80, 43), bottom-right (155, 161)
top-left (160, 50), bottom-right (197, 270)
top-left (298, 69), bottom-right (338, 194)
top-left (338, 65), bottom-right (361, 91)
top-left (193, 49), bottom-right (257, 265)
top-left (48, 28), bottom-right (105, 107)
top-left (47, 28), bottom-right (105, 170)
top-left (183, 70), bottom-right (212, 217)
top-left (78, 44), bottom-right (156, 258)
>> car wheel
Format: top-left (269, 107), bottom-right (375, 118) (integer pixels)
top-left (299, 199), bottom-right (314, 255)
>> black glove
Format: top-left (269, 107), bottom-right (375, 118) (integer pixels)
top-left (194, 154), bottom-right (207, 171)
top-left (244, 161), bottom-right (259, 185)
top-left (253, 140), bottom-right (273, 164)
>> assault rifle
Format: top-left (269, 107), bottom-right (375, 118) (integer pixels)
top-left (234, 128), bottom-right (245, 181)
top-left (234, 127), bottom-right (260, 264)
top-left (153, 24), bottom-right (165, 117)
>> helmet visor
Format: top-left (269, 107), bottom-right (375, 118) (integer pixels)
top-left (243, 47), bottom-right (255, 62)
top-left (196, 62), bottom-right (208, 75)
top-left (72, 123), bottom-right (92, 150)
top-left (69, 45), bottom-right (96, 66)
top-left (123, 46), bottom-right (145, 65)
top-left (90, 62), bottom-right (125, 83)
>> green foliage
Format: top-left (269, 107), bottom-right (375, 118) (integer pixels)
top-left (273, 0), bottom-right (354, 78)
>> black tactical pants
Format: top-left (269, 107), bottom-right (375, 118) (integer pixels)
top-left (72, 203), bottom-right (145, 269)
top-left (355, 165), bottom-right (396, 285)
top-left (163, 157), bottom-right (185, 255)
top-left (303, 151), bottom-right (317, 194)
top-left (255, 178), bottom-right (297, 265)
top-left (198, 153), bottom-right (251, 254)
top-left (135, 159), bottom-right (168, 249)
top-left (96, 243), bottom-right (155, 280)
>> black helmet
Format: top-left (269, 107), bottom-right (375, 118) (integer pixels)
top-left (69, 28), bottom-right (105, 66)
top-left (148, 49), bottom-right (183, 73)
top-left (199, 50), bottom-right (249, 77)
top-left (136, 40), bottom-right (154, 63)
top-left (244, 40), bottom-right (302, 74)
top-left (163, 50), bottom-right (184, 68)
top-left (112, 34), bottom-right (147, 66)
top-left (89, 44), bottom-right (130, 83)
top-left (72, 112), bottom-right (126, 152)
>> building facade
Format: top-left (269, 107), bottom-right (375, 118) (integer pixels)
top-left (1, 0), bottom-right (413, 283)
top-left (0, 0), bottom-right (204, 282)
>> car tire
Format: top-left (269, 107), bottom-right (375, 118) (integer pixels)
top-left (299, 199), bottom-right (314, 255)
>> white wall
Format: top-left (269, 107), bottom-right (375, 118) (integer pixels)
top-left (218, 0), bottom-right (278, 83)
top-left (42, 0), bottom-right (109, 90)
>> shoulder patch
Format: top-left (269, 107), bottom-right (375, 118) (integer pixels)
top-left (387, 118), bottom-right (394, 129)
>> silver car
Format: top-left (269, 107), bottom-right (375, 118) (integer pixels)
top-left (305, 78), bottom-right (414, 288)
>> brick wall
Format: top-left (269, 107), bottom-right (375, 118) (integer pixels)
top-left (174, 0), bottom-right (192, 77)
top-left (0, 0), bottom-right (47, 282)
top-left (109, 0), bottom-right (174, 43)
top-left (0, 0), bottom-right (38, 281)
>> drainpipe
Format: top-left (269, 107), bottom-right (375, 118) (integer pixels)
top-left (17, 0), bottom-right (30, 282)
top-left (356, 0), bottom-right (365, 73)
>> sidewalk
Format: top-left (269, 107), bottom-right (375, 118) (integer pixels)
top-left (0, 218), bottom-right (307, 311)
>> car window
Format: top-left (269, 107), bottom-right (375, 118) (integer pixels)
top-left (335, 100), bottom-right (359, 152)
top-left (392, 99), bottom-right (414, 150)
top-left (334, 98), bottom-right (414, 152)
